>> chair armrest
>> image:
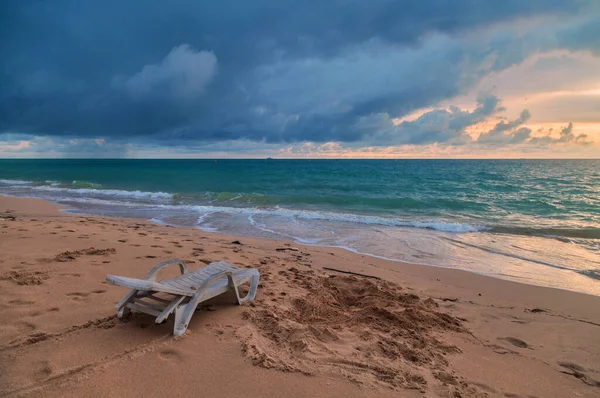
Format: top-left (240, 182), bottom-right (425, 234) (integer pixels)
top-left (192, 271), bottom-right (235, 301)
top-left (144, 259), bottom-right (187, 281)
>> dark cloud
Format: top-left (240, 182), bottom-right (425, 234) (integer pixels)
top-left (358, 93), bottom-right (503, 146)
top-left (0, 0), bottom-right (599, 146)
top-left (112, 45), bottom-right (217, 103)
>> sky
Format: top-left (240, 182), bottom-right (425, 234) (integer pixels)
top-left (1, 1), bottom-right (600, 158)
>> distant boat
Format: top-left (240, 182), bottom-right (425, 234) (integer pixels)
top-left (266, 157), bottom-right (273, 160)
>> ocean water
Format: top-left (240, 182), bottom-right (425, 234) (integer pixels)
top-left (1, 159), bottom-right (599, 295)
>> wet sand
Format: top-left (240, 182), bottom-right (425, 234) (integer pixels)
top-left (0, 195), bottom-right (599, 397)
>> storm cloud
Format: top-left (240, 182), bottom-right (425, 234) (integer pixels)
top-left (1, 0), bottom-right (599, 150)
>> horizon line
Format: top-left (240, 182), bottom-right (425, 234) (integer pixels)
top-left (1, 157), bottom-right (600, 161)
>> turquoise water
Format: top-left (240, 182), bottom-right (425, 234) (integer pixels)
top-left (1, 159), bottom-right (599, 294)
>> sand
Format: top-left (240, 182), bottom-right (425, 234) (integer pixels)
top-left (0, 195), bottom-right (599, 397)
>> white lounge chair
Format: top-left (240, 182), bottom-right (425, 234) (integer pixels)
top-left (105, 260), bottom-right (260, 336)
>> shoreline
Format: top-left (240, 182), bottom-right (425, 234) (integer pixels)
top-left (23, 193), bottom-right (600, 298)
top-left (1, 169), bottom-right (599, 297)
top-left (1, 195), bottom-right (599, 397)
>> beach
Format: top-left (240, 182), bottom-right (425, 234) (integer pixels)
top-left (1, 159), bottom-right (599, 297)
top-left (1, 194), bottom-right (599, 397)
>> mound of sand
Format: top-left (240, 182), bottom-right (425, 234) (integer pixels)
top-left (54, 247), bottom-right (116, 262)
top-left (238, 267), bottom-right (467, 392)
top-left (0, 269), bottom-right (50, 285)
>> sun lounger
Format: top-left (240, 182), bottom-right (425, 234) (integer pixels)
top-left (105, 260), bottom-right (259, 336)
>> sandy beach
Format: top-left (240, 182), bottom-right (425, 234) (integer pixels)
top-left (0, 195), bottom-right (599, 397)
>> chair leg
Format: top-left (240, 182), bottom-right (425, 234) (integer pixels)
top-left (238, 271), bottom-right (260, 304)
top-left (173, 303), bottom-right (195, 336)
top-left (156, 296), bottom-right (185, 324)
top-left (171, 270), bottom-right (261, 336)
top-left (115, 289), bottom-right (138, 318)
top-left (226, 274), bottom-right (242, 305)
top-left (118, 306), bottom-right (131, 318)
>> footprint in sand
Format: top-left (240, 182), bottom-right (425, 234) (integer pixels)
top-left (66, 292), bottom-right (90, 301)
top-left (19, 321), bottom-right (38, 332)
top-left (558, 362), bottom-right (600, 386)
top-left (91, 289), bottom-right (106, 294)
top-left (487, 343), bottom-right (518, 355)
top-left (499, 337), bottom-right (530, 349)
top-left (59, 273), bottom-right (82, 277)
top-left (67, 292), bottom-right (89, 296)
top-left (559, 362), bottom-right (585, 373)
top-left (34, 360), bottom-right (54, 380)
top-left (158, 348), bottom-right (183, 360)
top-left (9, 299), bottom-right (35, 306)
top-left (470, 382), bottom-right (497, 394)
top-left (47, 307), bottom-right (60, 312)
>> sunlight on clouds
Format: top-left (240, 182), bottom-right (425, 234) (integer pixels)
top-left (442, 51), bottom-right (600, 123)
top-left (0, 141), bottom-right (31, 151)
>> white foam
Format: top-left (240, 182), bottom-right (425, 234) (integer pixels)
top-left (247, 213), bottom-right (283, 236)
top-left (29, 185), bottom-right (174, 200)
top-left (183, 204), bottom-right (487, 233)
top-left (0, 179), bottom-right (33, 185)
top-left (0, 186), bottom-right (486, 234)
top-left (149, 217), bottom-right (170, 226)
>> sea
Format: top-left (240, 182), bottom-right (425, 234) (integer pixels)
top-left (1, 159), bottom-right (598, 295)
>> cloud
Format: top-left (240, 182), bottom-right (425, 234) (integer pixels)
top-left (113, 45), bottom-right (217, 102)
top-left (0, 0), bottom-right (599, 150)
top-left (529, 123), bottom-right (592, 145)
top-left (359, 93), bottom-right (502, 146)
top-left (0, 135), bottom-right (130, 158)
top-left (477, 110), bottom-right (531, 144)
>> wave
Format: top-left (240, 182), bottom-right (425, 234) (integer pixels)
top-left (40, 195), bottom-right (487, 234)
top-left (70, 180), bottom-right (102, 188)
top-left (1, 179), bottom-right (598, 239)
top-left (28, 185), bottom-right (175, 200)
top-left (183, 204), bottom-right (488, 233)
top-left (57, 196), bottom-right (600, 238)
top-left (0, 179), bottom-right (171, 200)
top-left (0, 179), bottom-right (32, 185)
top-left (489, 225), bottom-right (600, 240)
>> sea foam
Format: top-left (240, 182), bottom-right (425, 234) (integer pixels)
top-left (29, 185), bottom-right (174, 200)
